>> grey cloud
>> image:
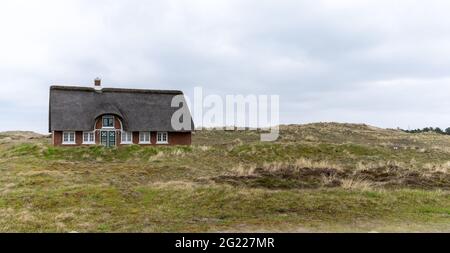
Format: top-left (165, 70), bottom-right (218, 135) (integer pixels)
top-left (0, 0), bottom-right (449, 133)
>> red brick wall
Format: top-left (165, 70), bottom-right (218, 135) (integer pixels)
top-left (129, 131), bottom-right (191, 145)
top-left (54, 131), bottom-right (191, 146)
top-left (53, 114), bottom-right (191, 146)
top-left (95, 119), bottom-right (102, 144)
top-left (151, 132), bottom-right (157, 144)
top-left (75, 131), bottom-right (83, 145)
top-left (132, 132), bottom-right (140, 145)
top-left (53, 131), bottom-right (62, 146)
top-left (167, 132), bottom-right (192, 145)
top-left (53, 131), bottom-right (83, 146)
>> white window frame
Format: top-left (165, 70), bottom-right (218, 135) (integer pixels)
top-left (139, 132), bottom-right (151, 144)
top-left (156, 132), bottom-right (168, 144)
top-left (121, 131), bottom-right (133, 144)
top-left (82, 131), bottom-right (95, 144)
top-left (62, 131), bottom-right (76, 145)
top-left (102, 115), bottom-right (115, 128)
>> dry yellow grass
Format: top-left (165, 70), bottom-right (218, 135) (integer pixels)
top-left (0, 123), bottom-right (449, 232)
top-left (341, 178), bottom-right (374, 191)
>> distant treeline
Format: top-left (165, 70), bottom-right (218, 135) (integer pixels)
top-left (400, 127), bottom-right (450, 135)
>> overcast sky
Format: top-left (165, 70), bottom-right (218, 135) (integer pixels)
top-left (1, 0), bottom-right (449, 133)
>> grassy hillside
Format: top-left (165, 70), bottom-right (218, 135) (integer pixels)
top-left (0, 123), bottom-right (449, 232)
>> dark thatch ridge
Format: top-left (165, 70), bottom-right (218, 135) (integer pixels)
top-left (49, 85), bottom-right (193, 132)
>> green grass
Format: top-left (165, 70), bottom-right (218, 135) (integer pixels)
top-left (0, 123), bottom-right (449, 232)
top-left (0, 185), bottom-right (448, 232)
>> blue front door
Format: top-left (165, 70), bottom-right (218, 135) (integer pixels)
top-left (100, 131), bottom-right (116, 147)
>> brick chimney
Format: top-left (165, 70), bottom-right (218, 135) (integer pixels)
top-left (94, 78), bottom-right (101, 90)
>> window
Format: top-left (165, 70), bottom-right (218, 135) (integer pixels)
top-left (83, 131), bottom-right (95, 144)
top-left (121, 131), bottom-right (133, 144)
top-left (139, 132), bottom-right (150, 144)
top-left (62, 131), bottom-right (76, 144)
top-left (102, 115), bottom-right (114, 128)
top-left (157, 132), bottom-right (168, 144)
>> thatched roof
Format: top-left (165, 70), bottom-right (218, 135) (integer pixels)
top-left (49, 86), bottom-right (193, 132)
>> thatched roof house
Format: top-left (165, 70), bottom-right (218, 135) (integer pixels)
top-left (49, 79), bottom-right (193, 146)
